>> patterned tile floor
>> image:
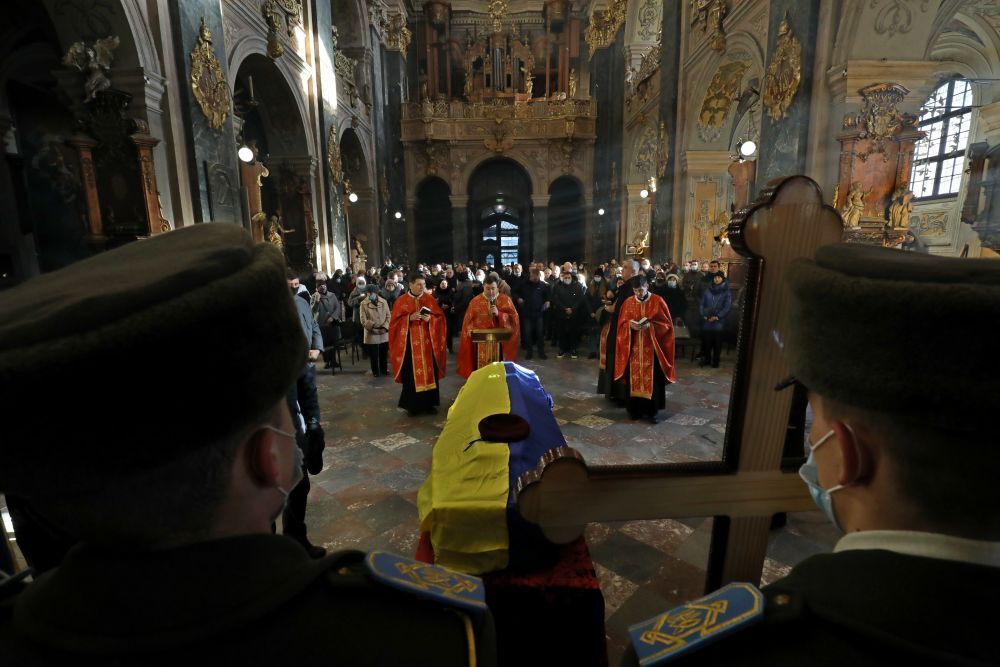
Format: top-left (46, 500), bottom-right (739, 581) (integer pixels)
top-left (0, 338), bottom-right (840, 665)
top-left (307, 338), bottom-right (840, 664)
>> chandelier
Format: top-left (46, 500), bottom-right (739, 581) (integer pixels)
top-left (488, 0), bottom-right (507, 33)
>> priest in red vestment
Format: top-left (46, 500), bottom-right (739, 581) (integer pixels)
top-left (457, 274), bottom-right (520, 378)
top-left (390, 272), bottom-right (448, 415)
top-left (614, 274), bottom-right (676, 423)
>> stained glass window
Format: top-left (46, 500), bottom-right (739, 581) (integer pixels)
top-left (909, 80), bottom-right (973, 200)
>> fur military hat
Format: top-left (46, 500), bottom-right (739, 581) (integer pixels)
top-left (785, 244), bottom-right (1000, 430)
top-left (0, 223), bottom-right (306, 497)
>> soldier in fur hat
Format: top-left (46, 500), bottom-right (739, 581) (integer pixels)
top-left (625, 244), bottom-right (999, 666)
top-left (0, 223), bottom-right (495, 665)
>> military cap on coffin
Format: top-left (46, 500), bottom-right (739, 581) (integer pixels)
top-left (785, 244), bottom-right (1000, 431)
top-left (0, 223), bottom-right (306, 497)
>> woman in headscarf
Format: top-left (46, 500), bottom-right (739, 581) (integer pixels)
top-left (434, 278), bottom-right (456, 352)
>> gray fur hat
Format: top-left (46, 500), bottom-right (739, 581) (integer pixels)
top-left (0, 223), bottom-right (306, 496)
top-left (785, 243), bottom-right (1000, 430)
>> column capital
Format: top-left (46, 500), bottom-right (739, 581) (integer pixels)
top-left (450, 194), bottom-right (470, 207)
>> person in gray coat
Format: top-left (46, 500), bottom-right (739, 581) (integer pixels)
top-left (315, 278), bottom-right (342, 369)
top-left (346, 275), bottom-right (368, 353)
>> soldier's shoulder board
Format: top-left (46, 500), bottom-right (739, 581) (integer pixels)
top-left (628, 582), bottom-right (764, 665)
top-left (365, 551), bottom-right (487, 615)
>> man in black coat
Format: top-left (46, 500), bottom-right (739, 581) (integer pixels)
top-left (624, 244), bottom-right (999, 666)
top-left (514, 267), bottom-right (551, 359)
top-left (550, 269), bottom-right (587, 358)
top-left (0, 223), bottom-right (496, 666)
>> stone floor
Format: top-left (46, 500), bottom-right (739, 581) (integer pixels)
top-left (305, 337), bottom-right (839, 664)
top-left (1, 336), bottom-right (840, 665)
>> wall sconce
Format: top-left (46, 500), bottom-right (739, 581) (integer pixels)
top-left (344, 179), bottom-right (359, 203)
top-left (597, 207), bottom-right (605, 216)
top-left (394, 211), bottom-right (403, 219)
top-left (348, 192), bottom-right (359, 203)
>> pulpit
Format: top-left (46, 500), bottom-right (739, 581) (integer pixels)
top-left (469, 328), bottom-right (514, 369)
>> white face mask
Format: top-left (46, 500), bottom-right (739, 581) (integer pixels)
top-left (265, 426), bottom-right (303, 519)
top-left (562, 277), bottom-right (572, 284)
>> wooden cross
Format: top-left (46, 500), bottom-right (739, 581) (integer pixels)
top-left (517, 175), bottom-right (844, 587)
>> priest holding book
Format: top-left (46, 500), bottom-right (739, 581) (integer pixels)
top-left (457, 274), bottom-right (520, 378)
top-left (614, 274), bottom-right (676, 423)
top-left (390, 272), bottom-right (448, 415)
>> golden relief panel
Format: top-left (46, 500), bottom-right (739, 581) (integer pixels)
top-left (761, 18), bottom-right (801, 122)
top-left (190, 18), bottom-right (230, 131)
top-left (697, 60), bottom-right (748, 142)
top-left (586, 0), bottom-right (629, 57)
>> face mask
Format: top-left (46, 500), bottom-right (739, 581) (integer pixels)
top-left (368, 294), bottom-right (377, 302)
top-left (593, 276), bottom-right (601, 282)
top-left (317, 285), bottom-right (327, 294)
top-left (681, 266), bottom-right (689, 273)
top-left (562, 278), bottom-right (572, 284)
top-left (266, 426), bottom-right (304, 517)
top-left (290, 287), bottom-right (298, 296)
top-left (667, 281), bottom-right (678, 289)
top-left (798, 429), bottom-right (847, 532)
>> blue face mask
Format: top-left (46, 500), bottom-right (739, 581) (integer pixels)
top-left (798, 429), bottom-right (847, 532)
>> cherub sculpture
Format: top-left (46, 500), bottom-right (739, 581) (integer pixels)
top-left (63, 36), bottom-right (120, 102)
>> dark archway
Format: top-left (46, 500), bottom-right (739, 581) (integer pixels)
top-left (340, 127), bottom-right (376, 269)
top-left (467, 158), bottom-right (533, 266)
top-left (1, 5), bottom-right (87, 281)
top-left (548, 176), bottom-right (585, 264)
top-left (235, 55), bottom-right (312, 268)
top-left (415, 177), bottom-right (452, 263)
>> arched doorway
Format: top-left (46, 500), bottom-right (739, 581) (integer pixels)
top-left (340, 127), bottom-right (376, 270)
top-left (467, 158), bottom-right (532, 266)
top-left (234, 54), bottom-right (313, 270)
top-left (415, 177), bottom-right (452, 262)
top-left (548, 176), bottom-right (585, 263)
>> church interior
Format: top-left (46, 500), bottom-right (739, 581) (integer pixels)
top-left (1, 0), bottom-right (999, 664)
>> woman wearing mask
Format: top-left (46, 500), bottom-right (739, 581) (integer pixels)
top-left (657, 273), bottom-right (687, 326)
top-left (434, 278), bottom-right (456, 352)
top-left (360, 284), bottom-right (390, 376)
top-left (699, 271), bottom-right (732, 368)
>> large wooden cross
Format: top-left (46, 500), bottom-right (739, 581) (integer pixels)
top-left (517, 175), bottom-right (844, 587)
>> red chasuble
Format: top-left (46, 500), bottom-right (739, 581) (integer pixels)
top-left (457, 293), bottom-right (520, 379)
top-left (613, 293), bottom-right (675, 398)
top-left (390, 291), bottom-right (447, 390)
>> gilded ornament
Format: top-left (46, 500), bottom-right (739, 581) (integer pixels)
top-left (488, 0), bottom-right (508, 33)
top-left (273, 0), bottom-right (302, 35)
top-left (656, 121), bottom-right (670, 179)
top-left (840, 181), bottom-right (870, 229)
top-left (262, 0), bottom-right (284, 59)
top-left (63, 35), bottom-right (119, 102)
top-left (189, 18), bottom-right (231, 131)
top-left (760, 18), bottom-right (801, 121)
top-left (386, 14), bottom-right (412, 60)
top-left (858, 82), bottom-right (909, 158)
top-left (327, 126), bottom-right (343, 184)
top-left (888, 184), bottom-right (914, 229)
top-left (585, 0), bottom-right (628, 57)
top-left (697, 60), bottom-right (748, 142)
top-left (691, 0), bottom-right (727, 53)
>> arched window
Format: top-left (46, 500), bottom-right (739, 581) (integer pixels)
top-left (909, 79), bottom-right (973, 200)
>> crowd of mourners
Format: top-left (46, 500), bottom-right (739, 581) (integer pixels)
top-left (298, 255), bottom-right (735, 372)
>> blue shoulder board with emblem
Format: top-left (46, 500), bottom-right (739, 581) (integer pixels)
top-left (365, 551), bottom-right (487, 615)
top-left (628, 582), bottom-right (764, 665)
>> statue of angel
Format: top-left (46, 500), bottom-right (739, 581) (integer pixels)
top-left (63, 36), bottom-right (120, 102)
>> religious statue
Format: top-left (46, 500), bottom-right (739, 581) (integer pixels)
top-left (331, 24), bottom-right (339, 50)
top-left (351, 236), bottom-right (368, 273)
top-left (840, 181), bottom-right (869, 229)
top-left (63, 35), bottom-right (120, 102)
top-left (568, 68), bottom-right (578, 98)
top-left (520, 63), bottom-right (533, 98)
top-left (263, 0), bottom-right (284, 59)
top-left (267, 214), bottom-right (293, 250)
top-left (888, 184), bottom-right (914, 229)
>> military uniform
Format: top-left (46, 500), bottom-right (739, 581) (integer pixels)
top-left (623, 547), bottom-right (998, 666)
top-left (1, 535), bottom-right (494, 665)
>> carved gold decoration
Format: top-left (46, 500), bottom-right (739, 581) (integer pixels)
top-left (637, 33), bottom-right (661, 84)
top-left (691, 0), bottom-right (727, 52)
top-left (274, 0), bottom-right (302, 35)
top-left (386, 14), bottom-right (412, 60)
top-left (888, 183), bottom-right (914, 229)
top-left (488, 0), bottom-right (508, 33)
top-left (63, 35), bottom-right (119, 102)
top-left (657, 121), bottom-right (670, 179)
top-left (761, 17), bottom-right (801, 121)
top-left (697, 60), bottom-right (748, 142)
top-left (190, 18), bottom-right (230, 131)
top-left (263, 0), bottom-right (284, 59)
top-left (327, 126), bottom-right (343, 184)
top-left (857, 82), bottom-right (908, 158)
top-left (840, 181), bottom-right (870, 229)
top-left (484, 118), bottom-right (514, 153)
top-left (585, 0), bottom-right (628, 57)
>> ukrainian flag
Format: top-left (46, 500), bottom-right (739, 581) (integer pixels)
top-left (417, 362), bottom-right (567, 573)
